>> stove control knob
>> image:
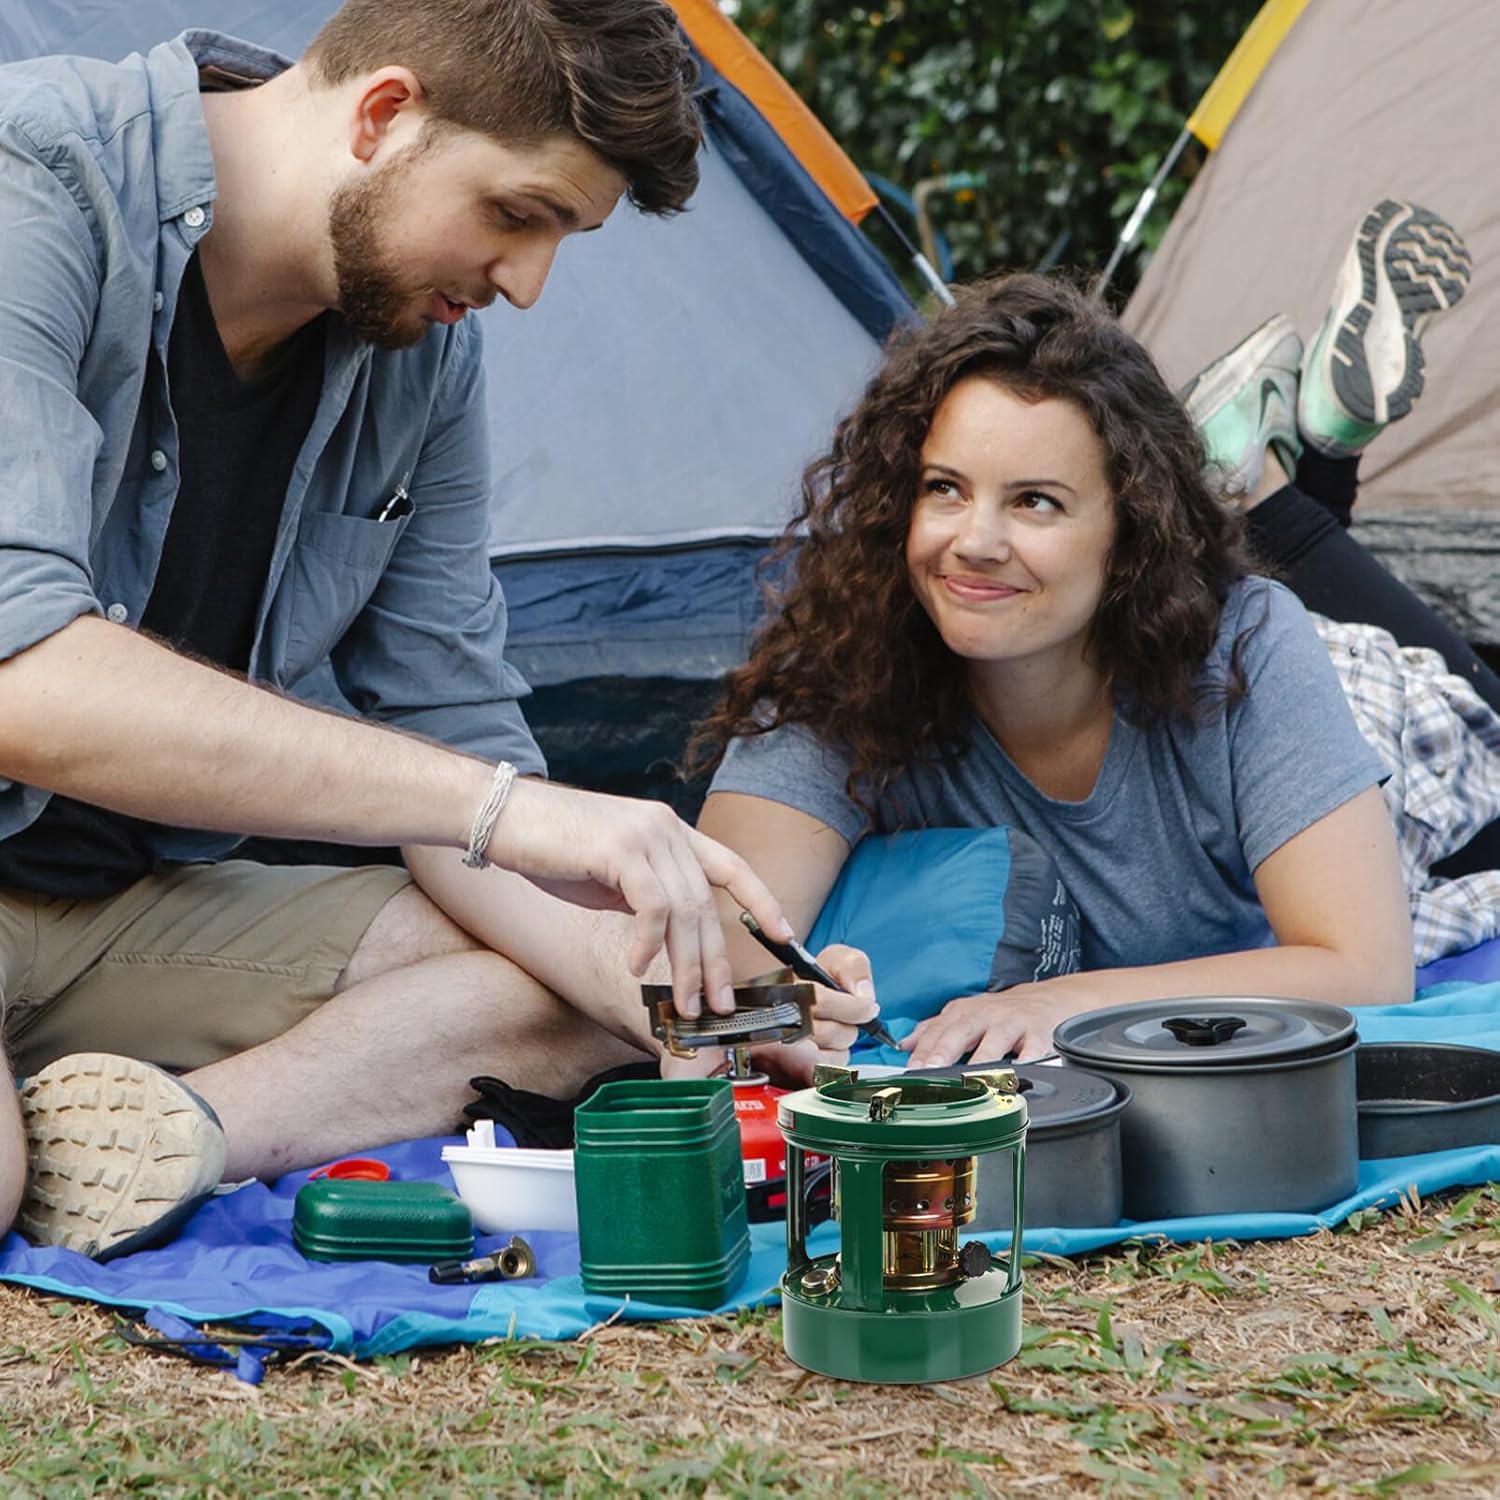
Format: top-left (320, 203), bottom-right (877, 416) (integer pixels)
top-left (957, 1240), bottom-right (993, 1279)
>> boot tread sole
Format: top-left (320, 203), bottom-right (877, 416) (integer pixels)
top-left (17, 1052), bottom-right (226, 1259)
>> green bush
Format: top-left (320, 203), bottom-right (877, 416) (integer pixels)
top-left (732, 0), bottom-right (1262, 297)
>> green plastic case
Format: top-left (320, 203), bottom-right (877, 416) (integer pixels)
top-left (292, 1180), bottom-right (474, 1263)
top-left (574, 1077), bottom-right (750, 1309)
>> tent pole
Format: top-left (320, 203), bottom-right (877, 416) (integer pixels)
top-left (875, 202), bottom-right (956, 308)
top-left (1092, 125), bottom-right (1193, 301)
top-left (1093, 0), bottom-right (1312, 301)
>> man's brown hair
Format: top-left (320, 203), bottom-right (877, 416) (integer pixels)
top-left (305, 0), bottom-right (701, 214)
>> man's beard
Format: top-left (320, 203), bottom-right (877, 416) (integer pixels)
top-left (327, 141), bottom-right (434, 351)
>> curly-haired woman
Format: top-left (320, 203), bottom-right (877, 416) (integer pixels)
top-left (691, 270), bottom-right (1416, 1067)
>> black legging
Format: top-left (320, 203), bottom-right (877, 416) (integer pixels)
top-left (1245, 479), bottom-right (1500, 877)
top-left (1245, 485), bottom-right (1500, 711)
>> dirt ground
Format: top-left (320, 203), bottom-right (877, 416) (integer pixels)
top-left (4, 1182), bottom-right (1500, 1497)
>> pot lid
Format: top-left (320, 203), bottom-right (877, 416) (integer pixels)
top-left (904, 1063), bottom-right (1127, 1129)
top-left (1052, 997), bottom-right (1357, 1069)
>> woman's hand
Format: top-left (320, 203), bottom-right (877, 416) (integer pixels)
top-left (758, 943), bottom-right (879, 1081)
top-left (903, 977), bottom-right (1103, 1066)
top-left (803, 942), bottom-right (879, 1052)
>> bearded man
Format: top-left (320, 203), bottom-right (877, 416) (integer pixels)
top-left (0, 0), bottom-right (880, 1259)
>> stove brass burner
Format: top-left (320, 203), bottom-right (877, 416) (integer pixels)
top-left (881, 1155), bottom-right (979, 1290)
top-left (641, 969), bottom-right (814, 1062)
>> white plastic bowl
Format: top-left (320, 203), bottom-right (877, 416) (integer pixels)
top-left (441, 1141), bottom-right (578, 1235)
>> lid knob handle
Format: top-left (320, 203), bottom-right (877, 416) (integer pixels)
top-left (1162, 1016), bottom-right (1248, 1047)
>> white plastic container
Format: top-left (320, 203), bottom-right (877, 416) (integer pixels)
top-left (441, 1125), bottom-right (578, 1234)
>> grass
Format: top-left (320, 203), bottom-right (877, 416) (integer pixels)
top-left (3, 1183), bottom-right (1499, 1498)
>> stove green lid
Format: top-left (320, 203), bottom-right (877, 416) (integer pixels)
top-left (777, 1071), bottom-right (1028, 1156)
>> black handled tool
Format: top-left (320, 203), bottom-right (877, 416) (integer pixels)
top-left (739, 912), bottom-right (901, 1051)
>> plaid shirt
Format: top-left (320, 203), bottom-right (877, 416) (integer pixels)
top-left (1314, 615), bottom-right (1500, 963)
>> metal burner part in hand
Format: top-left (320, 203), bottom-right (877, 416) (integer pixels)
top-left (641, 970), bottom-right (815, 1059)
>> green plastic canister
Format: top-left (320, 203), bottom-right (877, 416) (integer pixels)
top-left (574, 1077), bottom-right (750, 1309)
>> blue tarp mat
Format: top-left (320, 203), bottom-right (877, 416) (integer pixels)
top-left (1417, 932), bottom-right (1500, 991)
top-left (0, 1133), bottom-right (803, 1356)
top-left (4, 980), bottom-right (1498, 1358)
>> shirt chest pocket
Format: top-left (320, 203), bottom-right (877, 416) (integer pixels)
top-left (277, 508), bottom-right (412, 684)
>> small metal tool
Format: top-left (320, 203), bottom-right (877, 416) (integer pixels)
top-left (739, 912), bottom-right (901, 1051)
top-left (428, 1235), bottom-right (536, 1285)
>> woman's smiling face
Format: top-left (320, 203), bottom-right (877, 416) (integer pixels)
top-left (904, 375), bottom-right (1117, 682)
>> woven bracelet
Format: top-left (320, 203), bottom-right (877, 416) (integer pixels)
top-left (462, 760), bottom-right (518, 869)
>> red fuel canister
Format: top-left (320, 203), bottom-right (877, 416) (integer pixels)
top-left (733, 1074), bottom-right (825, 1222)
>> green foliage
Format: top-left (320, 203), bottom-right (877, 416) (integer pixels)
top-left (732, 0), bottom-right (1263, 296)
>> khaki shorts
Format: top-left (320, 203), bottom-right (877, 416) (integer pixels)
top-left (0, 860), bottom-right (412, 1078)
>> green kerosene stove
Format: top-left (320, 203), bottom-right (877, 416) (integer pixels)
top-left (777, 1067), bottom-right (1028, 1383)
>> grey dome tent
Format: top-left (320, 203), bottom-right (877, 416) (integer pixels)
top-left (1, 0), bottom-right (912, 803)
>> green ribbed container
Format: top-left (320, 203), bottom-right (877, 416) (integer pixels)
top-left (574, 1078), bottom-right (750, 1309)
top-left (292, 1180), bottom-right (473, 1263)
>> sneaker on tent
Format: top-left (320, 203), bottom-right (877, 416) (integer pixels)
top-left (1179, 312), bottom-right (1303, 501)
top-left (1298, 199), bottom-right (1473, 459)
top-left (17, 1052), bottom-right (227, 1260)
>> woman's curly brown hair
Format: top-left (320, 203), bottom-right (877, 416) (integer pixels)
top-left (689, 272), bottom-right (1255, 811)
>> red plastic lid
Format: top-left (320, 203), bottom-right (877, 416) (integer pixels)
top-left (308, 1157), bottom-right (391, 1182)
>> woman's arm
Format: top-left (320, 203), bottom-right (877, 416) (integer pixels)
top-left (906, 785), bottom-right (1414, 1065)
top-left (697, 790), bottom-right (878, 1053)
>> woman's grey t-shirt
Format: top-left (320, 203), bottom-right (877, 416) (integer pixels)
top-left (710, 578), bottom-right (1385, 971)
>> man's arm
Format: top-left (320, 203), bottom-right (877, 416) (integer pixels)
top-left (0, 617), bottom-right (487, 843)
top-left (0, 616), bottom-right (789, 1006)
top-left (402, 847), bottom-right (659, 1052)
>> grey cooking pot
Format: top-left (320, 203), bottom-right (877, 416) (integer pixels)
top-left (1052, 997), bottom-right (1359, 1220)
top-left (1356, 1042), bottom-right (1500, 1158)
top-left (904, 1063), bottom-right (1129, 1228)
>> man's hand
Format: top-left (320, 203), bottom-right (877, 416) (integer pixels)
top-left (659, 942), bottom-right (881, 1086)
top-left (485, 778), bottom-right (792, 1019)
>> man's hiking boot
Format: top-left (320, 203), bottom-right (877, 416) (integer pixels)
top-left (1298, 199), bottom-right (1472, 458)
top-left (18, 1052), bottom-right (227, 1260)
top-left (1180, 312), bottom-right (1303, 501)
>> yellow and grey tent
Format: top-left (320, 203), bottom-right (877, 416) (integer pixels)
top-left (1123, 0), bottom-right (1499, 548)
top-left (1097, 0), bottom-right (1312, 292)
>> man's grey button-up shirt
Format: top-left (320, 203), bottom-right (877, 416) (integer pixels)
top-left (0, 30), bottom-right (544, 861)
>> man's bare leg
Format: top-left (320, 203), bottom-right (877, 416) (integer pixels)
top-left (11, 883), bottom-right (653, 1250)
top-left (187, 883), bottom-right (650, 1180)
top-left (191, 951), bottom-right (646, 1181)
top-left (0, 1063), bottom-right (23, 1235)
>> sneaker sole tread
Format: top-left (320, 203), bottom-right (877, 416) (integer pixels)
top-left (1329, 199), bottom-right (1472, 426)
